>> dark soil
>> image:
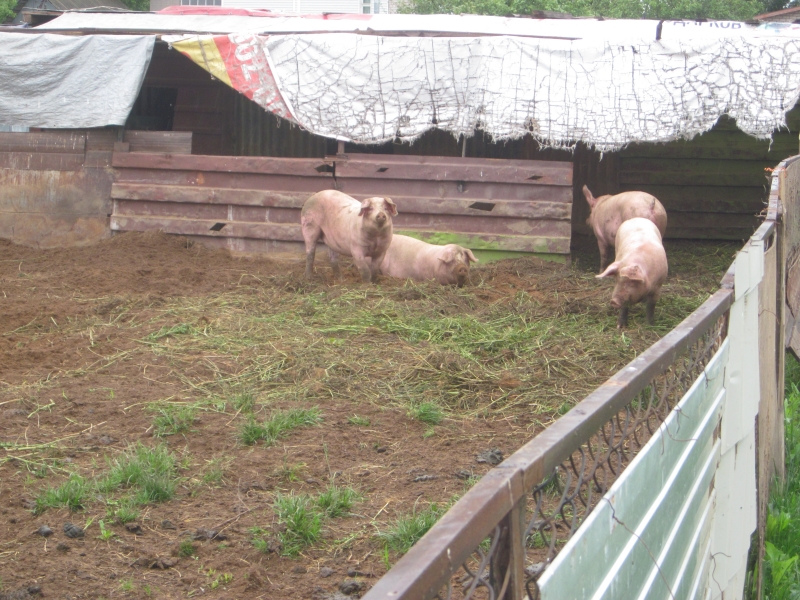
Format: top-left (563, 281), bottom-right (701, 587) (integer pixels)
top-left (0, 232), bottom-right (738, 599)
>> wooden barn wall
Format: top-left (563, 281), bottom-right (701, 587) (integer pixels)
top-left (572, 108), bottom-right (800, 241)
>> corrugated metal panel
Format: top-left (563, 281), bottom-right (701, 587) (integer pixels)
top-left (537, 339), bottom-right (728, 600)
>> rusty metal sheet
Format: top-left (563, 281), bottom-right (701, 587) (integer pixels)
top-left (111, 151), bottom-right (334, 177)
top-left (122, 131), bottom-right (193, 154)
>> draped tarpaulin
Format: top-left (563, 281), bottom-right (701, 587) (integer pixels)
top-left (170, 30), bottom-right (800, 151)
top-left (0, 33), bottom-right (155, 129)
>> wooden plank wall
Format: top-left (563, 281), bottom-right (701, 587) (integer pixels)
top-left (334, 154), bottom-right (572, 260)
top-left (572, 109), bottom-right (800, 241)
top-left (109, 151), bottom-right (573, 261)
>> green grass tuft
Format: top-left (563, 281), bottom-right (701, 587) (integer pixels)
top-left (408, 402), bottom-right (444, 425)
top-left (273, 493), bottom-right (322, 557)
top-left (379, 502), bottom-right (446, 555)
top-left (34, 473), bottom-right (89, 514)
top-left (151, 404), bottom-right (197, 437)
top-left (178, 540), bottom-right (196, 557)
top-left (347, 415), bottom-right (370, 427)
top-left (239, 407), bottom-right (323, 446)
top-left (97, 443), bottom-right (178, 505)
top-left (316, 484), bottom-right (361, 519)
top-left (762, 353), bottom-right (800, 599)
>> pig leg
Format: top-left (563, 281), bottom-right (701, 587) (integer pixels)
top-left (351, 249), bottom-right (373, 283)
top-left (597, 238), bottom-right (609, 272)
top-left (617, 305), bottom-right (629, 329)
top-left (369, 249), bottom-right (387, 283)
top-left (302, 222), bottom-right (321, 280)
top-left (646, 296), bottom-right (656, 325)
top-left (328, 248), bottom-right (342, 280)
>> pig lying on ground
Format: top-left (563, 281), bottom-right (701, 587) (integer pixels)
top-left (583, 185), bottom-right (667, 272)
top-left (596, 217), bottom-right (668, 328)
top-left (379, 234), bottom-right (478, 287)
top-left (301, 190), bottom-right (397, 283)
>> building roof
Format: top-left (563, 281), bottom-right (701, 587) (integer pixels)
top-left (755, 6), bottom-right (800, 21)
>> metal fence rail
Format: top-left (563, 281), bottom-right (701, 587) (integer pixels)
top-left (364, 287), bottom-right (733, 600)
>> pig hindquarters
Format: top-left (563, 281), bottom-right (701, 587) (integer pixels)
top-left (301, 190), bottom-right (397, 283)
top-left (596, 217), bottom-right (668, 328)
top-left (583, 185), bottom-right (667, 272)
top-left (379, 235), bottom-right (478, 287)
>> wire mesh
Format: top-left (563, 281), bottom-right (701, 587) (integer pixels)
top-left (425, 311), bottom-right (728, 600)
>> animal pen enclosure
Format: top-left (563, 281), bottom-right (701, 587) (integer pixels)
top-left (361, 158), bottom-right (796, 600)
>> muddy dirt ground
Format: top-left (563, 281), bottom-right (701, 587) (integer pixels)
top-left (0, 232), bottom-right (738, 599)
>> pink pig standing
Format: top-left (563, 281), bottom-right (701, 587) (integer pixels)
top-left (583, 185), bottom-right (667, 272)
top-left (301, 190), bottom-right (397, 283)
top-left (379, 234), bottom-right (478, 287)
top-left (597, 217), bottom-right (668, 328)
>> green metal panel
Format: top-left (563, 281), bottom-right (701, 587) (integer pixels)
top-left (538, 340), bottom-right (729, 600)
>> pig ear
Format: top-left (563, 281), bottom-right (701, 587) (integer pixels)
top-left (438, 247), bottom-right (456, 264)
top-left (358, 199), bottom-right (372, 217)
top-left (383, 197), bottom-right (398, 216)
top-left (465, 249), bottom-right (478, 263)
top-left (582, 185), bottom-right (597, 209)
top-left (620, 264), bottom-right (645, 281)
top-left (596, 261), bottom-right (620, 279)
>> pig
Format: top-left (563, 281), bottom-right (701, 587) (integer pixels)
top-left (301, 190), bottom-right (397, 283)
top-left (596, 217), bottom-right (668, 328)
top-left (379, 234), bottom-right (479, 287)
top-left (583, 185), bottom-right (667, 272)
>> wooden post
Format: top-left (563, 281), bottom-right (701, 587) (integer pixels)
top-left (490, 497), bottom-right (526, 600)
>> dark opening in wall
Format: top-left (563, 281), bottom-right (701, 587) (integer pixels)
top-left (126, 87), bottom-right (178, 131)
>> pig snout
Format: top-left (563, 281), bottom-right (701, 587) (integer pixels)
top-left (454, 263), bottom-right (469, 287)
top-left (375, 211), bottom-right (387, 226)
top-left (609, 295), bottom-right (623, 310)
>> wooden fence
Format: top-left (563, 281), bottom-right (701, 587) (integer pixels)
top-left (362, 157), bottom-right (796, 600)
top-left (110, 150), bottom-right (573, 262)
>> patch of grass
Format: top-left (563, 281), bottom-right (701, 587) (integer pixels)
top-left (239, 407), bottom-right (323, 446)
top-left (762, 353), bottom-right (800, 600)
top-left (273, 493), bottom-right (322, 557)
top-left (97, 519), bottom-right (115, 541)
top-left (178, 539), bottom-right (196, 557)
top-left (150, 404), bottom-right (197, 437)
top-left (231, 390), bottom-right (256, 414)
top-left (249, 527), bottom-right (271, 554)
top-left (201, 457), bottom-right (229, 486)
top-left (34, 473), bottom-right (89, 514)
top-left (275, 460), bottom-right (306, 483)
top-left (119, 577), bottom-right (134, 592)
top-left (97, 443), bottom-right (177, 505)
top-left (408, 402), bottom-right (443, 425)
top-left (316, 484), bottom-right (361, 519)
top-left (145, 323), bottom-right (196, 341)
top-left (379, 502), bottom-right (446, 555)
top-left (347, 415), bottom-right (370, 427)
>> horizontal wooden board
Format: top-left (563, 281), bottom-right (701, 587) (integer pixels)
top-left (84, 151), bottom-right (113, 168)
top-left (665, 226), bottom-right (756, 240)
top-left (111, 215), bottom-right (304, 242)
top-left (111, 183), bottom-right (571, 220)
top-left (620, 157), bottom-right (774, 187)
top-left (396, 228), bottom-right (570, 253)
top-left (393, 213), bottom-right (570, 237)
top-left (0, 132), bottom-right (85, 154)
top-left (336, 177), bottom-right (572, 203)
top-left (0, 152), bottom-right (84, 171)
top-left (668, 212), bottom-right (761, 229)
top-left (113, 170), bottom-right (336, 195)
top-left (115, 200), bottom-right (230, 220)
top-left (111, 152), bottom-right (335, 177)
top-left (123, 131), bottom-right (192, 155)
top-left (335, 155), bottom-right (573, 186)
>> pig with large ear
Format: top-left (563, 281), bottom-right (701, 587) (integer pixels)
top-left (583, 185), bottom-right (667, 272)
top-left (596, 217), bottom-right (668, 328)
top-left (379, 234), bottom-right (478, 287)
top-left (301, 190), bottom-right (398, 283)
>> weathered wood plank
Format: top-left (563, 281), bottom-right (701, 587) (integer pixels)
top-left (620, 185), bottom-right (765, 213)
top-left (336, 156), bottom-right (572, 186)
top-left (619, 131), bottom-right (798, 161)
top-left (0, 132), bottom-right (85, 154)
top-left (111, 152), bottom-right (335, 177)
top-left (0, 152), bottom-right (84, 171)
top-left (620, 157), bottom-right (774, 187)
top-left (393, 213), bottom-right (570, 238)
top-left (110, 183), bottom-right (571, 219)
top-left (110, 215), bottom-right (304, 242)
top-left (667, 212), bottom-right (761, 230)
top-left (113, 169), bottom-right (336, 194)
top-left (123, 131), bottom-right (193, 155)
top-left (336, 178), bottom-right (572, 203)
top-left (665, 226), bottom-right (756, 240)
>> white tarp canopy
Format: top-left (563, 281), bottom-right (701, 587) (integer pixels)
top-left (168, 29), bottom-right (800, 150)
top-left (0, 33), bottom-right (154, 128)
